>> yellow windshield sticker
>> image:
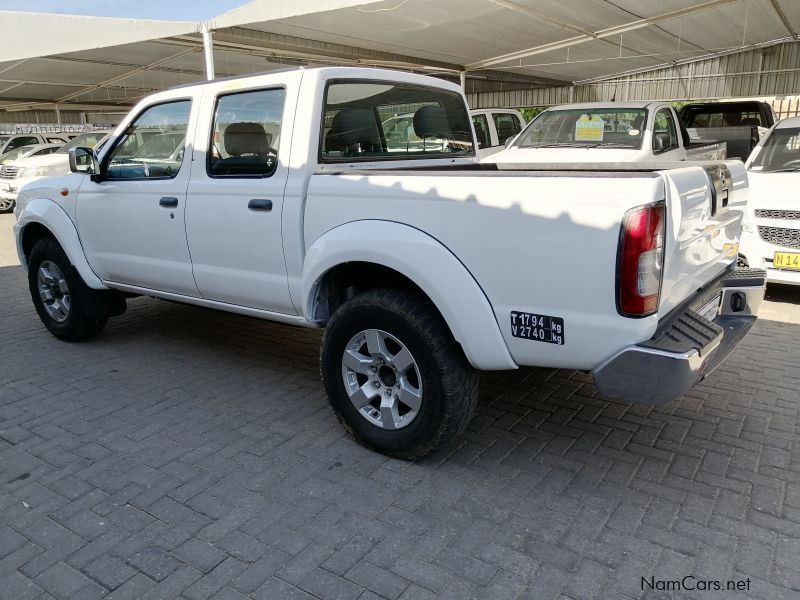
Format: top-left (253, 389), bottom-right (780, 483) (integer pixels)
top-left (575, 114), bottom-right (605, 142)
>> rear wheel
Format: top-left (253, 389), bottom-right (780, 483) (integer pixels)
top-left (28, 239), bottom-right (110, 341)
top-left (321, 288), bottom-right (479, 459)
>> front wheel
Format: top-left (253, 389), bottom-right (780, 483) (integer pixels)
top-left (0, 196), bottom-right (14, 214)
top-left (321, 288), bottom-right (479, 459)
top-left (28, 239), bottom-right (109, 341)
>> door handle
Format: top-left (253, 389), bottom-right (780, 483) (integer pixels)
top-left (248, 199), bottom-right (273, 212)
top-left (159, 196), bottom-right (179, 207)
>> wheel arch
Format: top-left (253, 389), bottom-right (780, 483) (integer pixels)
top-left (302, 220), bottom-right (516, 371)
top-left (15, 198), bottom-right (106, 289)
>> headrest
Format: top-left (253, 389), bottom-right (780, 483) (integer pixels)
top-left (224, 122), bottom-right (270, 157)
top-left (631, 116), bottom-right (644, 131)
top-left (741, 117), bottom-right (760, 126)
top-left (413, 105), bottom-right (451, 139)
top-left (326, 108), bottom-right (381, 151)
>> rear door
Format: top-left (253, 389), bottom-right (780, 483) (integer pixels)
top-left (185, 78), bottom-right (297, 314)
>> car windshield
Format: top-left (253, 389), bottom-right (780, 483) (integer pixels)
top-left (749, 127), bottom-right (800, 172)
top-left (57, 131), bottom-right (107, 153)
top-left (0, 145), bottom-right (35, 163)
top-left (514, 107), bottom-right (647, 149)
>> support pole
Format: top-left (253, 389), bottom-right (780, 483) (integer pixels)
top-left (202, 24), bottom-right (216, 81)
top-left (460, 71), bottom-right (466, 92)
top-left (54, 104), bottom-right (62, 130)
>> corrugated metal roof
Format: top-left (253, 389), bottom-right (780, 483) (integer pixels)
top-left (0, 0), bottom-right (798, 115)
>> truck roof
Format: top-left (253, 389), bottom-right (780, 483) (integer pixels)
top-left (545, 101), bottom-right (664, 110)
top-left (168, 66), bottom-right (464, 95)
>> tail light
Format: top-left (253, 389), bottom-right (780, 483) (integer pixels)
top-left (617, 203), bottom-right (665, 317)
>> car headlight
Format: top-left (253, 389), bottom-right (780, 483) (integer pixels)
top-left (27, 166), bottom-right (55, 178)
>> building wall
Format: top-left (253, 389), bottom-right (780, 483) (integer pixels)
top-left (467, 41), bottom-right (800, 109)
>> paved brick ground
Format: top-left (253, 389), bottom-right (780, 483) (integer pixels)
top-left (2, 213), bottom-right (800, 600)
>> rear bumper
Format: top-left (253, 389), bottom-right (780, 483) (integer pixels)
top-left (592, 267), bottom-right (765, 405)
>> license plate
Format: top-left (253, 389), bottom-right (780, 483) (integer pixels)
top-left (773, 251), bottom-right (800, 271)
top-left (697, 293), bottom-right (721, 322)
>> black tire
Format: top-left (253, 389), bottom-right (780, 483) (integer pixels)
top-left (28, 238), bottom-right (108, 341)
top-left (0, 198), bottom-right (14, 214)
top-left (321, 288), bottom-right (479, 459)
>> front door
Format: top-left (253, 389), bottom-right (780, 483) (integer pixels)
top-left (185, 86), bottom-right (294, 314)
top-left (652, 107), bottom-right (684, 160)
top-left (76, 99), bottom-right (200, 297)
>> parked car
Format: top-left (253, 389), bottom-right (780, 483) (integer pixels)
top-left (485, 101), bottom-right (726, 163)
top-left (0, 132), bottom-right (70, 155)
top-left (680, 101), bottom-right (776, 159)
top-left (14, 67), bottom-right (764, 458)
top-left (1, 131), bottom-right (109, 214)
top-left (739, 117), bottom-right (800, 284)
top-left (470, 108), bottom-right (525, 158)
top-left (1, 143), bottom-right (62, 164)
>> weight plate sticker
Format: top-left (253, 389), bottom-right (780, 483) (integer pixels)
top-left (510, 311), bottom-right (564, 345)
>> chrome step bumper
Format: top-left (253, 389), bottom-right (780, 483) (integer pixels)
top-left (592, 267), bottom-right (766, 405)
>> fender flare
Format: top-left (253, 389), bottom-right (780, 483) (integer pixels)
top-left (15, 198), bottom-right (107, 289)
top-left (302, 220), bottom-right (516, 371)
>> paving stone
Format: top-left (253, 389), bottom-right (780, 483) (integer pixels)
top-left (1, 219), bottom-right (799, 600)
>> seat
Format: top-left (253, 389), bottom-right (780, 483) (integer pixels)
top-left (496, 119), bottom-right (516, 144)
top-left (413, 105), bottom-right (451, 140)
top-left (212, 122), bottom-right (274, 176)
top-left (324, 108), bottom-right (382, 156)
top-left (631, 115), bottom-right (645, 131)
top-left (741, 117), bottom-right (760, 126)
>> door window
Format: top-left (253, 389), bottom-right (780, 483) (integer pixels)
top-left (472, 114), bottom-right (491, 148)
top-left (33, 147), bottom-right (59, 156)
top-left (653, 108), bottom-right (678, 153)
top-left (493, 113), bottom-right (522, 145)
top-left (208, 88), bottom-right (285, 177)
top-left (104, 100), bottom-right (191, 179)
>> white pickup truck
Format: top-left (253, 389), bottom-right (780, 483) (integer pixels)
top-left (487, 101), bottom-right (726, 164)
top-left (14, 67), bottom-right (765, 458)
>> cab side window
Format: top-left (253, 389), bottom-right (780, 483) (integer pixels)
top-left (472, 114), bottom-right (490, 148)
top-left (493, 113), bottom-right (522, 145)
top-left (653, 108), bottom-right (678, 153)
top-left (208, 88), bottom-right (285, 177)
top-left (105, 100), bottom-right (191, 179)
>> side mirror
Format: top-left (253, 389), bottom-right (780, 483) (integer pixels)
top-left (69, 147), bottom-right (99, 177)
top-left (504, 135), bottom-right (517, 148)
top-left (653, 133), bottom-right (669, 152)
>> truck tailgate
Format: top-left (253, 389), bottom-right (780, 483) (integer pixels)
top-left (658, 160), bottom-right (747, 316)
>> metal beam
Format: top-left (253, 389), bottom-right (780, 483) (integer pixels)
top-left (201, 23), bottom-right (216, 81)
top-left (164, 29), bottom-right (570, 86)
top-left (575, 35), bottom-right (798, 84)
top-left (467, 0), bottom-right (742, 70)
top-left (55, 48), bottom-right (197, 103)
top-left (768, 0), bottom-right (798, 39)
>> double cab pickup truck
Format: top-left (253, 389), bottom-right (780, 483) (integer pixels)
top-left (487, 101), bottom-right (726, 164)
top-left (680, 100), bottom-right (776, 160)
top-left (14, 67), bottom-right (765, 458)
